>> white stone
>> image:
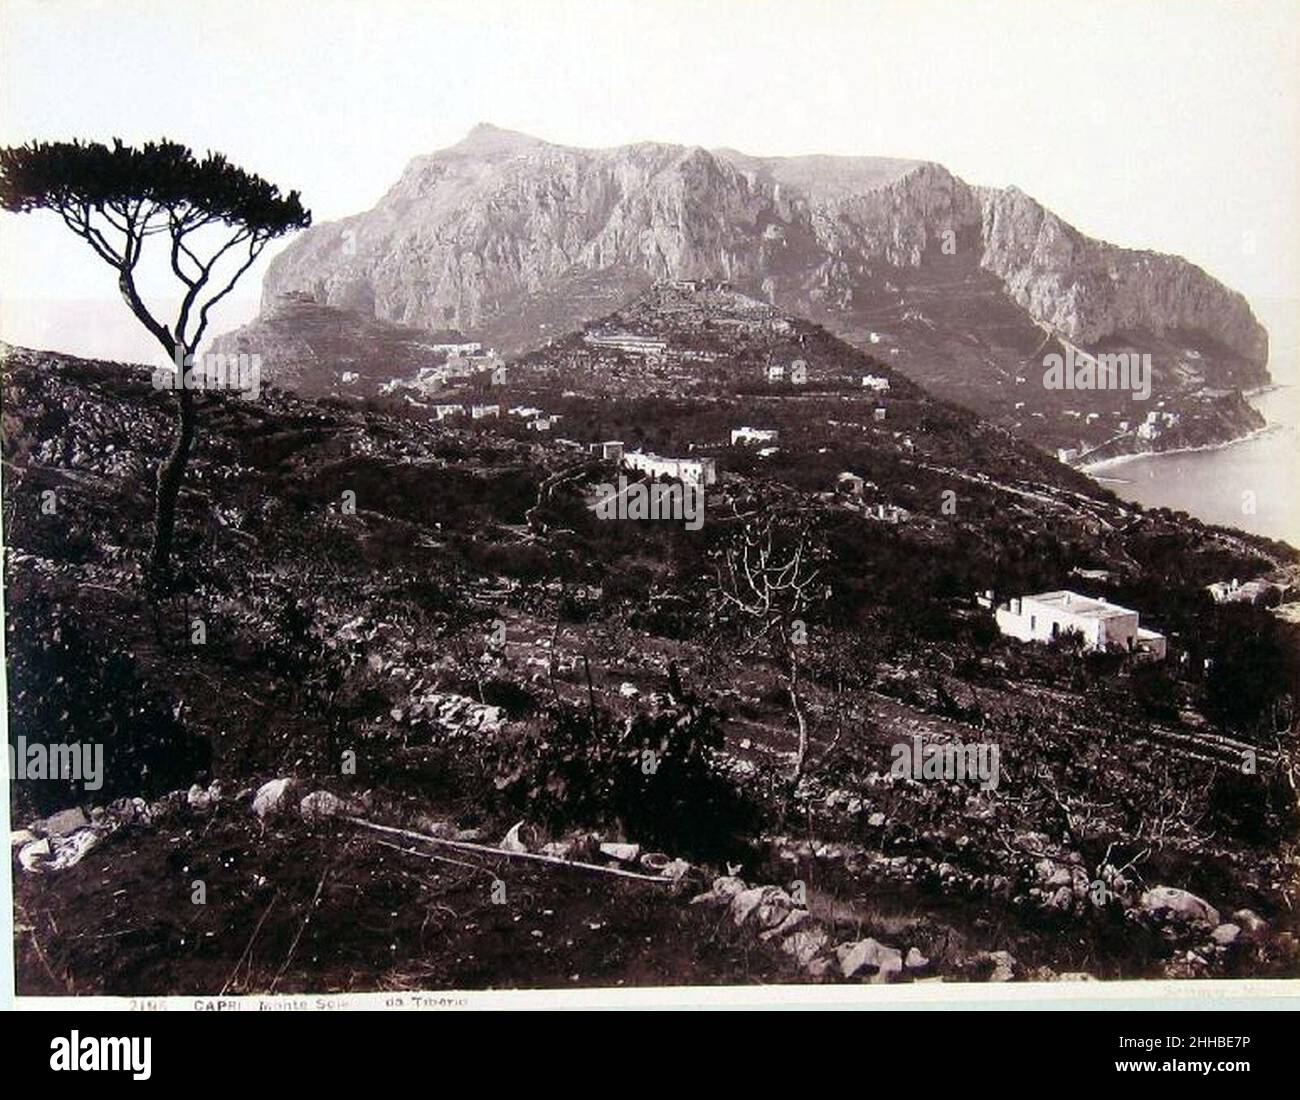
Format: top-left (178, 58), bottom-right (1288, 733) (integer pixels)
top-left (252, 778), bottom-right (296, 819)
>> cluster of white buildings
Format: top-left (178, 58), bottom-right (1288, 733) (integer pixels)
top-left (428, 341), bottom-right (484, 356)
top-left (767, 359), bottom-right (808, 383)
top-left (994, 590), bottom-right (1166, 659)
top-left (424, 402), bottom-right (502, 420)
top-left (1136, 410), bottom-right (1180, 440)
top-left (861, 374), bottom-right (891, 392)
top-left (1206, 577), bottom-right (1286, 605)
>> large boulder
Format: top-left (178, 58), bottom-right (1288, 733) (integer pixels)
top-left (1232, 909), bottom-right (1268, 938)
top-left (17, 837), bottom-right (52, 872)
top-left (731, 885), bottom-right (794, 930)
top-left (836, 937), bottom-right (904, 982)
top-left (36, 806), bottom-right (90, 837)
top-left (252, 778), bottom-right (297, 820)
top-left (783, 928), bottom-right (829, 969)
top-left (1140, 886), bottom-right (1220, 929)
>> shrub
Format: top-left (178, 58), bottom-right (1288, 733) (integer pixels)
top-left (6, 589), bottom-right (211, 816)
top-left (491, 692), bottom-right (753, 857)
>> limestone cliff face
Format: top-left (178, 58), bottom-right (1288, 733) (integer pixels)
top-left (259, 123), bottom-right (1267, 372)
top-left (977, 187), bottom-right (1267, 359)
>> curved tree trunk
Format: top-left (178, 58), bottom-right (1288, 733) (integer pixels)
top-left (149, 385), bottom-right (196, 584)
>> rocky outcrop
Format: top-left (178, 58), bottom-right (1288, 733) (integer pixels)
top-left (978, 186), bottom-right (1267, 359)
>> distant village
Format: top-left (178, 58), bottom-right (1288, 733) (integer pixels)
top-left (344, 280), bottom-right (1290, 670)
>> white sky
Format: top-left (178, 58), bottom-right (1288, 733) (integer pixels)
top-left (1, 0), bottom-right (1297, 366)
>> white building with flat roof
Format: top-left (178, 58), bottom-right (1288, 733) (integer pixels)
top-left (731, 426), bottom-right (779, 446)
top-left (623, 450), bottom-right (717, 487)
top-left (582, 331), bottom-right (668, 357)
top-left (995, 590), bottom-right (1166, 659)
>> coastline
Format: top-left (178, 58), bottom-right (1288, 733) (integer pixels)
top-left (1079, 383), bottom-right (1289, 477)
top-left (1079, 423), bottom-right (1276, 477)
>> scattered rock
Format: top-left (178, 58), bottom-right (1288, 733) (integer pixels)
top-left (837, 937), bottom-right (904, 982)
top-left (970, 949), bottom-right (1019, 982)
top-left (783, 928), bottom-right (829, 968)
top-left (46, 830), bottom-right (100, 871)
top-left (501, 821), bottom-right (529, 853)
top-left (1036, 858), bottom-right (1072, 888)
top-left (1232, 909), bottom-right (1267, 938)
top-left (414, 817), bottom-right (459, 840)
top-left (658, 858), bottom-right (692, 882)
top-left (109, 796), bottom-right (154, 827)
top-left (17, 837), bottom-right (51, 872)
top-left (1045, 885), bottom-right (1075, 913)
top-left (690, 876), bottom-right (746, 905)
top-left (1210, 922), bottom-right (1241, 947)
top-left (759, 908), bottom-right (810, 942)
top-left (299, 790), bottom-right (348, 824)
top-left (731, 885), bottom-right (794, 930)
top-left (18, 830), bottom-right (100, 873)
top-left (251, 778), bottom-right (296, 820)
top-left (1139, 886), bottom-right (1220, 929)
top-left (540, 840), bottom-right (575, 859)
top-left (806, 957), bottom-right (834, 979)
top-left (619, 682), bottom-right (640, 698)
top-left (38, 806), bottom-right (90, 837)
top-left (187, 782), bottom-right (222, 812)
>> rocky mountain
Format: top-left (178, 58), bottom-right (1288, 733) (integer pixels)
top-left (239, 124), bottom-right (1269, 456)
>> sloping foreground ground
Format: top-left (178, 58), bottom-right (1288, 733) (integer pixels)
top-left (5, 345), bottom-right (1299, 992)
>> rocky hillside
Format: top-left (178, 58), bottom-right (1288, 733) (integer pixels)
top-left (244, 125), bottom-right (1269, 455)
top-left (5, 327), bottom-right (1300, 992)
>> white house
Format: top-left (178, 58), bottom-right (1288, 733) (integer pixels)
top-left (430, 342), bottom-right (483, 356)
top-left (582, 331), bottom-right (668, 357)
top-left (767, 364), bottom-right (785, 382)
top-left (995, 590), bottom-right (1166, 659)
top-left (837, 471), bottom-right (866, 496)
top-left (470, 403), bottom-right (500, 419)
top-left (731, 426), bottom-right (779, 446)
top-left (623, 450), bottom-right (717, 487)
top-left (1207, 578), bottom-right (1284, 605)
top-left (861, 374), bottom-right (891, 392)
